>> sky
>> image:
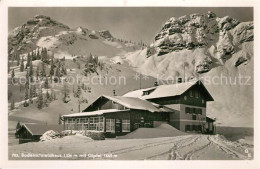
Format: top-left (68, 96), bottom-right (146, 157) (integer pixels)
top-left (8, 7), bottom-right (253, 44)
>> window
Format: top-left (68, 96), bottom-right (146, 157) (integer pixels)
top-left (143, 91), bottom-right (149, 95)
top-left (198, 125), bottom-right (202, 132)
top-left (189, 90), bottom-right (193, 97)
top-left (122, 120), bottom-right (130, 132)
top-left (198, 109), bottom-right (202, 115)
top-left (106, 119), bottom-right (115, 132)
top-left (192, 125), bottom-right (197, 131)
top-left (194, 90), bottom-right (200, 98)
top-left (98, 117), bottom-right (104, 131)
top-left (88, 117), bottom-right (104, 131)
top-left (185, 107), bottom-right (190, 114)
top-left (185, 125), bottom-right (191, 131)
top-left (192, 108), bottom-right (196, 114)
top-left (192, 114), bottom-right (196, 120)
top-left (65, 118), bottom-right (89, 130)
top-left (190, 108), bottom-right (196, 114)
top-left (89, 117), bottom-right (95, 130)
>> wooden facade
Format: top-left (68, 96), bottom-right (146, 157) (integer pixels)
top-left (16, 125), bottom-right (41, 144)
top-left (146, 82), bottom-right (214, 133)
top-left (62, 80), bottom-right (215, 137)
top-left (63, 109), bottom-right (169, 137)
top-left (15, 124), bottom-right (63, 144)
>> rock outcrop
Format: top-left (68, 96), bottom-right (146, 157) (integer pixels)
top-left (8, 15), bottom-right (70, 54)
top-left (146, 11), bottom-right (254, 73)
top-left (99, 30), bottom-right (114, 40)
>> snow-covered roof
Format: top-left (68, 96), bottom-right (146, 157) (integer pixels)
top-left (103, 95), bottom-right (166, 112)
top-left (123, 86), bottom-right (157, 98)
top-left (17, 124), bottom-right (63, 136)
top-left (62, 109), bottom-right (129, 117)
top-left (143, 80), bottom-right (198, 99)
top-left (123, 80), bottom-right (213, 101)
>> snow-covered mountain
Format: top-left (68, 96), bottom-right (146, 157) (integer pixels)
top-left (8, 12), bottom-right (254, 127)
top-left (125, 11), bottom-right (254, 127)
top-left (8, 15), bottom-right (141, 58)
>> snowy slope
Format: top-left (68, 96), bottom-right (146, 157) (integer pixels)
top-left (8, 15), bottom-right (142, 58)
top-left (124, 11), bottom-right (254, 127)
top-left (9, 134), bottom-right (253, 160)
top-left (7, 12), bottom-right (254, 128)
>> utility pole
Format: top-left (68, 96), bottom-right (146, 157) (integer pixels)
top-left (184, 63), bottom-right (185, 82)
top-left (183, 62), bottom-right (188, 82)
top-left (140, 74), bottom-right (142, 89)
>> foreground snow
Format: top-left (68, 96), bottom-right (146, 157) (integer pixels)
top-left (9, 134), bottom-right (253, 160)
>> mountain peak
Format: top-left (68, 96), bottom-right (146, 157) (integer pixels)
top-left (99, 30), bottom-right (114, 39)
top-left (150, 11), bottom-right (251, 58)
top-left (34, 14), bottom-right (51, 19)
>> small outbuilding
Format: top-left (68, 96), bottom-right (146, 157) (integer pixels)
top-left (15, 123), bottom-right (63, 144)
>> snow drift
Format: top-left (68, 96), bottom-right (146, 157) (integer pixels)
top-left (118, 124), bottom-right (187, 139)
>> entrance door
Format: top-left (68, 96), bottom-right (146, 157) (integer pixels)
top-left (115, 119), bottom-right (121, 133)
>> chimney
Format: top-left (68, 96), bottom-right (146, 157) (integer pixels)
top-left (113, 90), bottom-right (116, 96)
top-left (154, 81), bottom-right (159, 86)
top-left (178, 77), bottom-right (182, 83)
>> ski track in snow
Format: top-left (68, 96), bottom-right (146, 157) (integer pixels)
top-left (9, 134), bottom-right (253, 160)
top-left (83, 135), bottom-right (252, 160)
top-left (78, 135), bottom-right (250, 160)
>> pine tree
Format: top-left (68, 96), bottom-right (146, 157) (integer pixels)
top-left (29, 87), bottom-right (33, 103)
top-left (44, 96), bottom-right (48, 107)
top-left (29, 60), bottom-right (33, 76)
top-left (16, 121), bottom-right (21, 132)
top-left (74, 84), bottom-right (82, 98)
top-left (41, 48), bottom-right (48, 63)
top-left (40, 62), bottom-right (46, 77)
top-left (26, 52), bottom-right (31, 69)
top-left (29, 60), bottom-right (34, 82)
top-left (16, 53), bottom-right (20, 66)
top-left (62, 83), bottom-right (70, 103)
top-left (44, 77), bottom-right (49, 89)
top-left (41, 48), bottom-right (44, 61)
top-left (32, 50), bottom-right (37, 61)
top-left (20, 57), bottom-right (24, 72)
top-left (46, 90), bottom-right (50, 100)
top-left (25, 70), bottom-right (29, 89)
top-left (11, 69), bottom-right (15, 84)
top-left (37, 88), bottom-right (43, 109)
top-left (50, 65), bottom-right (55, 76)
top-left (55, 66), bottom-right (60, 81)
top-left (24, 87), bottom-right (29, 100)
top-left (36, 48), bottom-right (40, 60)
top-left (32, 85), bottom-right (37, 97)
top-left (88, 53), bottom-right (93, 63)
top-left (64, 66), bottom-right (67, 75)
top-left (10, 99), bottom-right (15, 110)
top-left (61, 65), bottom-right (67, 75)
top-left (29, 95), bottom-right (33, 104)
top-left (23, 100), bottom-right (29, 107)
top-left (49, 56), bottom-right (55, 76)
top-left (36, 65), bottom-right (39, 81)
